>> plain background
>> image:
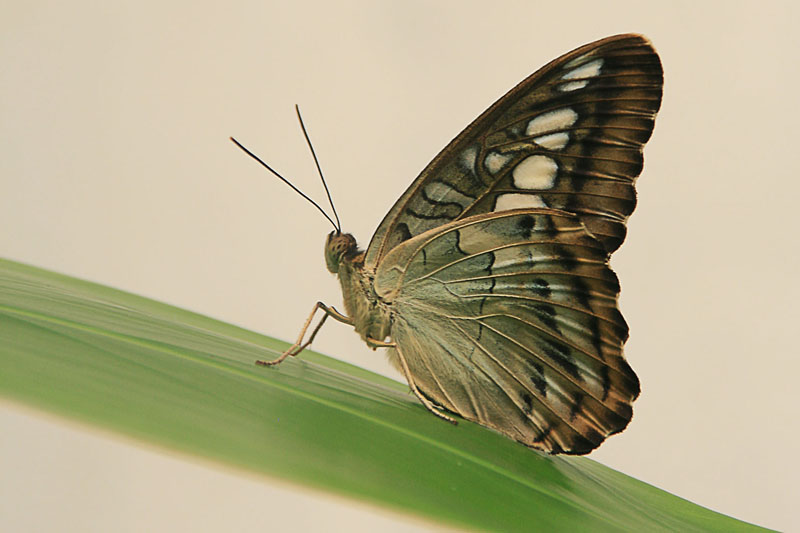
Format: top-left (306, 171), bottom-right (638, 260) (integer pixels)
top-left (2, 1), bottom-right (798, 531)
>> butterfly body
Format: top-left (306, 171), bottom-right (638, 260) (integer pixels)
top-left (262, 34), bottom-right (663, 454)
top-left (325, 231), bottom-right (392, 346)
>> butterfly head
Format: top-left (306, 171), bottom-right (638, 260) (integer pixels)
top-left (325, 231), bottom-right (359, 273)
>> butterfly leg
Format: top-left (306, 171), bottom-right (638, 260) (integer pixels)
top-left (394, 344), bottom-right (457, 425)
top-left (256, 301), bottom-right (352, 366)
top-left (365, 337), bottom-right (395, 350)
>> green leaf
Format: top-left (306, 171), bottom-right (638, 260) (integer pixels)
top-left (0, 258), bottom-right (766, 532)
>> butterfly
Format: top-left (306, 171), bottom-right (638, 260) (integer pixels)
top-left (235, 34), bottom-right (663, 455)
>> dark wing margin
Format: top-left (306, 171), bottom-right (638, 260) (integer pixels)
top-left (365, 33), bottom-right (662, 270)
top-left (375, 209), bottom-right (638, 454)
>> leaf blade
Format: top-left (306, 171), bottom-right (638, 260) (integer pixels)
top-left (0, 258), bottom-right (767, 532)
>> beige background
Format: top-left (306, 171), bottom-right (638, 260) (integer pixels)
top-left (2, 1), bottom-right (798, 531)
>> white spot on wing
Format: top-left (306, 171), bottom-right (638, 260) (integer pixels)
top-left (484, 151), bottom-right (513, 174)
top-left (564, 52), bottom-right (591, 69)
top-left (560, 80), bottom-right (588, 92)
top-left (525, 108), bottom-right (578, 137)
top-left (425, 181), bottom-right (453, 198)
top-left (424, 181), bottom-right (472, 207)
top-left (512, 156), bottom-right (558, 189)
top-left (533, 133), bottom-right (569, 150)
top-left (494, 193), bottom-right (547, 211)
top-left (560, 59), bottom-right (603, 92)
top-left (562, 58), bottom-right (604, 80)
top-left (460, 146), bottom-right (478, 170)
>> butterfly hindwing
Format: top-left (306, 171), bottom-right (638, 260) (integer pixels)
top-left (365, 33), bottom-right (662, 269)
top-left (374, 209), bottom-right (638, 454)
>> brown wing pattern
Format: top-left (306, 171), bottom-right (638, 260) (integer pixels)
top-left (375, 209), bottom-right (637, 454)
top-left (365, 34), bottom-right (662, 270)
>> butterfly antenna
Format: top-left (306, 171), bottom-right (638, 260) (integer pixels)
top-left (295, 105), bottom-right (342, 233)
top-left (229, 137), bottom-right (339, 232)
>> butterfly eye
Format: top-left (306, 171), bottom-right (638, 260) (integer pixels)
top-left (324, 233), bottom-right (358, 273)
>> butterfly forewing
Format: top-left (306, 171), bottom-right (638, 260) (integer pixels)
top-left (375, 210), bottom-right (638, 454)
top-left (365, 34), bottom-right (662, 268)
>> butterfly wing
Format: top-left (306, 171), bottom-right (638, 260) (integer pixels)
top-left (374, 209), bottom-right (636, 454)
top-left (364, 33), bottom-right (662, 270)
